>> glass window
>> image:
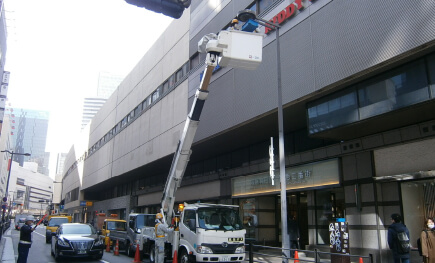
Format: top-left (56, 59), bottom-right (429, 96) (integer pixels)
top-left (182, 62), bottom-right (189, 76)
top-left (152, 88), bottom-right (160, 102)
top-left (428, 53), bottom-right (435, 98)
top-left (259, 0), bottom-right (275, 14)
top-left (168, 75), bottom-right (175, 89)
top-left (240, 198), bottom-right (257, 239)
top-left (134, 105), bottom-right (141, 116)
top-left (142, 99), bottom-right (148, 110)
top-left (307, 89), bottom-right (358, 134)
top-left (190, 53), bottom-right (200, 70)
top-left (358, 59), bottom-right (429, 119)
top-left (183, 210), bottom-right (196, 231)
top-left (315, 188), bottom-right (345, 245)
top-left (176, 68), bottom-right (183, 83)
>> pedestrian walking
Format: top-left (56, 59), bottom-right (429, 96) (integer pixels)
top-left (155, 213), bottom-right (173, 263)
top-left (288, 215), bottom-right (300, 257)
top-left (17, 215), bottom-right (36, 263)
top-left (420, 217), bottom-right (435, 263)
top-left (388, 213), bottom-right (410, 263)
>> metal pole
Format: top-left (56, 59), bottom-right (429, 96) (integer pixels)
top-left (276, 26), bottom-right (290, 263)
top-left (2, 152), bottom-right (13, 223)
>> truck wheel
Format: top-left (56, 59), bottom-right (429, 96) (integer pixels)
top-left (180, 250), bottom-right (190, 263)
top-left (149, 244), bottom-right (156, 263)
top-left (126, 241), bottom-right (133, 257)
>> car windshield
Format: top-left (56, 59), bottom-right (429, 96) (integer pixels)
top-left (107, 221), bottom-right (126, 231)
top-left (49, 218), bottom-right (69, 227)
top-left (197, 207), bottom-right (243, 231)
top-left (62, 224), bottom-right (95, 235)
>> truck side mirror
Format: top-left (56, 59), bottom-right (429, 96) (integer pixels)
top-left (188, 219), bottom-right (196, 231)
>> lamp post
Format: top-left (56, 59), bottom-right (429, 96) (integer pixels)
top-left (0, 150), bottom-right (31, 236)
top-left (237, 10), bottom-right (290, 263)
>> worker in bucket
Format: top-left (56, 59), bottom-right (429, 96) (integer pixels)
top-left (155, 213), bottom-right (173, 263)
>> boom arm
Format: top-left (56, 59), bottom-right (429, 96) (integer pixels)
top-left (160, 30), bottom-right (263, 224)
top-left (161, 51), bottom-right (218, 224)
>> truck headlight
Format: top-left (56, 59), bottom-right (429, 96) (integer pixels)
top-left (235, 246), bottom-right (245, 254)
top-left (197, 246), bottom-right (213, 254)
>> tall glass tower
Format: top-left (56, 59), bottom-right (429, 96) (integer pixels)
top-left (6, 108), bottom-right (50, 175)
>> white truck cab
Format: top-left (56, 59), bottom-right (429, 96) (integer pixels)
top-left (178, 203), bottom-right (246, 263)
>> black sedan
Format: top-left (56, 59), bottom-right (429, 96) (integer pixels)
top-left (51, 223), bottom-right (105, 261)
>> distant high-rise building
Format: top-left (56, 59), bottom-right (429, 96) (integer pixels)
top-left (5, 107), bottom-right (50, 175)
top-left (0, 1), bottom-right (9, 133)
top-left (55, 152), bottom-right (67, 177)
top-left (81, 72), bottom-right (123, 130)
top-left (97, 71), bottom-right (124, 99)
top-left (81, 97), bottom-right (107, 130)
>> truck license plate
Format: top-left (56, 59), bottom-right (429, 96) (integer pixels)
top-left (222, 256), bottom-right (230, 261)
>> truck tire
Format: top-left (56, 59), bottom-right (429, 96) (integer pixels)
top-left (179, 250), bottom-right (190, 263)
top-left (149, 244), bottom-right (156, 263)
top-left (126, 241), bottom-right (133, 257)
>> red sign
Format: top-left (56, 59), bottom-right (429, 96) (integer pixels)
top-left (265, 0), bottom-right (315, 34)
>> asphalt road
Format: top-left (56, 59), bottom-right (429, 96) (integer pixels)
top-left (5, 223), bottom-right (139, 263)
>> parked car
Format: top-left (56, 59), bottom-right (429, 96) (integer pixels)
top-left (15, 217), bottom-right (26, 230)
top-left (51, 223), bottom-right (104, 261)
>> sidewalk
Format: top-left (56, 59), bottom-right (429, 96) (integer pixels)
top-left (0, 228), bottom-right (15, 263)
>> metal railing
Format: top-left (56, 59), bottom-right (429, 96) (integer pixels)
top-left (245, 244), bottom-right (374, 263)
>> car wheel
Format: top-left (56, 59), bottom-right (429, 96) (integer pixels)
top-left (45, 236), bottom-right (50, 244)
top-left (149, 244), bottom-right (156, 263)
top-left (54, 246), bottom-right (61, 262)
top-left (179, 250), bottom-right (190, 263)
top-left (95, 254), bottom-right (103, 260)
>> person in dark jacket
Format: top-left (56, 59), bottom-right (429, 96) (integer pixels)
top-left (288, 215), bottom-right (300, 257)
top-left (387, 213), bottom-right (410, 263)
top-left (17, 215), bottom-right (36, 263)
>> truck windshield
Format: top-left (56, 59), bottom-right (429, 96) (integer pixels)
top-left (107, 221), bottom-right (126, 231)
top-left (49, 218), bottom-right (69, 227)
top-left (197, 208), bottom-right (243, 231)
top-left (136, 216), bottom-right (145, 229)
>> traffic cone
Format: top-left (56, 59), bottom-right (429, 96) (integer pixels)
top-left (105, 238), bottom-right (111, 252)
top-left (172, 250), bottom-right (178, 263)
top-left (133, 243), bottom-right (141, 263)
top-left (114, 239), bottom-right (120, 256)
top-left (294, 250), bottom-right (299, 263)
top-left (359, 257), bottom-right (363, 263)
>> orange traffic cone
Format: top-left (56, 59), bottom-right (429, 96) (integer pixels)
top-left (114, 239), bottom-right (120, 256)
top-left (172, 250), bottom-right (178, 263)
top-left (105, 238), bottom-right (111, 252)
top-left (294, 250), bottom-right (299, 263)
top-left (359, 257), bottom-right (363, 263)
top-left (133, 243), bottom-right (141, 263)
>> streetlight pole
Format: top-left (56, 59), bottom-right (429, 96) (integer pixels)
top-left (237, 10), bottom-right (290, 263)
top-left (0, 150), bottom-right (31, 237)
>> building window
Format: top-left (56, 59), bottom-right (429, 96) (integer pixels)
top-left (17, 178), bottom-right (25, 186)
top-left (428, 53), bottom-right (435, 97)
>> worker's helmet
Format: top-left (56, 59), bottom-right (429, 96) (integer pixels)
top-left (25, 215), bottom-right (35, 222)
top-left (156, 213), bottom-right (163, 219)
top-left (231, 19), bottom-right (238, 24)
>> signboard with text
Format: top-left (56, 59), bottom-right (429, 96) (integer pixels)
top-left (329, 219), bottom-right (350, 263)
top-left (232, 159), bottom-right (340, 197)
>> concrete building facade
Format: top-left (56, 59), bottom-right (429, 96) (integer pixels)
top-left (61, 1), bottom-right (435, 262)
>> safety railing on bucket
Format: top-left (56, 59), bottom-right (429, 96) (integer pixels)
top-left (245, 244), bottom-right (374, 263)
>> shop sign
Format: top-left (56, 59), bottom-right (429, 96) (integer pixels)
top-left (232, 158), bottom-right (340, 197)
top-left (329, 218), bottom-right (350, 262)
top-left (264, 0), bottom-right (317, 34)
